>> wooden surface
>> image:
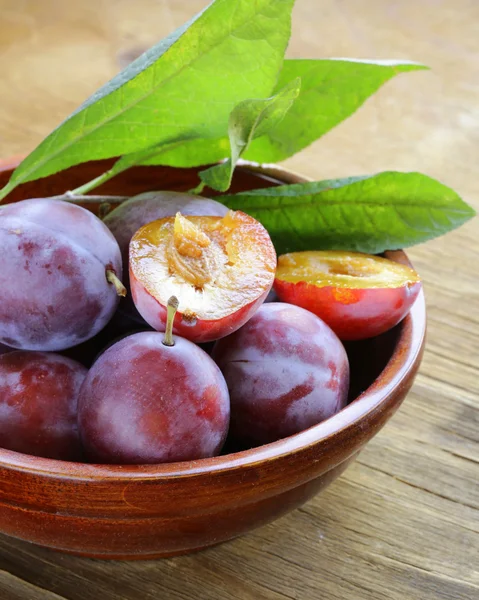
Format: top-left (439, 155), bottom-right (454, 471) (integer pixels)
top-left (0, 0), bottom-right (477, 598)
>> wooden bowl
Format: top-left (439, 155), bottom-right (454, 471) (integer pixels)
top-left (0, 158), bottom-right (426, 559)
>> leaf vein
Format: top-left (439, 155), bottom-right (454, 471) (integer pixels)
top-left (12, 0), bottom-right (292, 187)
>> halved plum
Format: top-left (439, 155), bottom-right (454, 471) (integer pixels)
top-left (104, 191), bottom-right (229, 329)
top-left (274, 251), bottom-right (421, 340)
top-left (130, 211), bottom-right (276, 343)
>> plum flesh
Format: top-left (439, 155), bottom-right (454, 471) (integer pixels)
top-left (274, 251), bottom-right (421, 340)
top-left (130, 211), bottom-right (277, 343)
top-left (103, 191), bottom-right (228, 269)
top-left (104, 191), bottom-right (228, 325)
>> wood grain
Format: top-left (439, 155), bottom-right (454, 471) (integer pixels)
top-left (0, 0), bottom-right (477, 598)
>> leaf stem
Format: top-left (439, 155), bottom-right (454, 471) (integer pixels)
top-left (61, 192), bottom-right (129, 204)
top-left (189, 181), bottom-right (206, 195)
top-left (0, 180), bottom-right (17, 203)
top-left (70, 169), bottom-right (116, 195)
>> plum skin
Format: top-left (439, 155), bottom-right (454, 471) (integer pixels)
top-left (0, 198), bottom-right (122, 351)
top-left (61, 305), bottom-right (154, 368)
top-left (77, 331), bottom-right (230, 464)
top-left (131, 280), bottom-right (271, 344)
top-left (274, 279), bottom-right (422, 340)
top-left (0, 351), bottom-right (87, 460)
top-left (212, 303), bottom-right (349, 447)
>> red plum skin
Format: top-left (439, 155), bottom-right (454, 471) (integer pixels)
top-left (213, 303), bottom-right (349, 447)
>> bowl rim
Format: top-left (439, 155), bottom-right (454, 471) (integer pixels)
top-left (0, 159), bottom-right (426, 480)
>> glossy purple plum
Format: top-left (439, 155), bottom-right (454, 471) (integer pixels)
top-left (0, 198), bottom-right (123, 351)
top-left (212, 303), bottom-right (350, 447)
top-left (0, 351), bottom-right (87, 460)
top-left (78, 331), bottom-right (230, 464)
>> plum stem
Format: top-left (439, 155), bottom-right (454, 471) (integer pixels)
top-left (163, 296), bottom-right (179, 347)
top-left (106, 270), bottom-right (127, 297)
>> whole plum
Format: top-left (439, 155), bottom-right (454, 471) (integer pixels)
top-left (0, 351), bottom-right (87, 460)
top-left (0, 198), bottom-right (123, 350)
top-left (78, 330), bottom-right (230, 464)
top-left (212, 303), bottom-right (349, 447)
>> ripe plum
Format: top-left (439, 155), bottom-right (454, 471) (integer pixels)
top-left (274, 251), bottom-right (421, 340)
top-left (130, 211), bottom-right (276, 343)
top-left (78, 299), bottom-right (230, 464)
top-left (212, 303), bottom-right (349, 447)
top-left (0, 351), bottom-right (86, 460)
top-left (0, 198), bottom-right (123, 350)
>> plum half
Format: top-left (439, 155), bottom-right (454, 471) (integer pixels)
top-left (130, 210), bottom-right (276, 343)
top-left (103, 191), bottom-right (229, 328)
top-left (274, 251), bottom-right (422, 340)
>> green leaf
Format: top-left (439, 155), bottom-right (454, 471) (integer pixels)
top-left (198, 79), bottom-right (300, 192)
top-left (0, 0), bottom-right (294, 199)
top-left (218, 172), bottom-right (476, 255)
top-left (140, 138), bottom-right (229, 168)
top-left (70, 135), bottom-right (197, 195)
top-left (244, 58), bottom-right (429, 163)
top-left (146, 57), bottom-right (428, 168)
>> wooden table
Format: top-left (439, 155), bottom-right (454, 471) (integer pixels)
top-left (0, 1), bottom-right (477, 598)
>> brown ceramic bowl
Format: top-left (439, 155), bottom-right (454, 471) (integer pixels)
top-left (0, 158), bottom-right (426, 559)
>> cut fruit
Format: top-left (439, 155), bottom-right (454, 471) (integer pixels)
top-left (103, 191), bottom-right (229, 328)
top-left (274, 251), bottom-right (421, 340)
top-left (129, 210), bottom-right (276, 343)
